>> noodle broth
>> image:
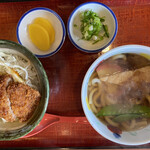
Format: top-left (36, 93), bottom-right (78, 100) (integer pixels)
top-left (88, 53), bottom-right (150, 132)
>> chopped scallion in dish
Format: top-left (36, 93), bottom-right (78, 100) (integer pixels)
top-left (76, 10), bottom-right (109, 44)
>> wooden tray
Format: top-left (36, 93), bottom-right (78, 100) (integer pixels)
top-left (0, 0), bottom-right (150, 148)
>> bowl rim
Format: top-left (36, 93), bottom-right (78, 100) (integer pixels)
top-left (16, 7), bottom-right (66, 58)
top-left (0, 39), bottom-right (49, 140)
top-left (81, 44), bottom-right (150, 145)
top-left (67, 1), bottom-right (118, 53)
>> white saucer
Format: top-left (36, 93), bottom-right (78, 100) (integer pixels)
top-left (17, 7), bottom-right (66, 58)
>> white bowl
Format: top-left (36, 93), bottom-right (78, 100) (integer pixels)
top-left (17, 7), bottom-right (66, 58)
top-left (81, 45), bottom-right (150, 145)
top-left (67, 2), bottom-right (118, 53)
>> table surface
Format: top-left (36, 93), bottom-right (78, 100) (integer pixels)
top-left (0, 0), bottom-right (150, 148)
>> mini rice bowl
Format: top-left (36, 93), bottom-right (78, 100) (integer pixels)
top-left (81, 45), bottom-right (150, 145)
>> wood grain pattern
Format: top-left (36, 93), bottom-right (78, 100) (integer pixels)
top-left (0, 0), bottom-right (150, 148)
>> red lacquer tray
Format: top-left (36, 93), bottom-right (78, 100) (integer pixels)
top-left (0, 0), bottom-right (150, 148)
top-left (22, 113), bottom-right (88, 138)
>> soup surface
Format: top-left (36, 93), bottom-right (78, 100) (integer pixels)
top-left (88, 53), bottom-right (150, 131)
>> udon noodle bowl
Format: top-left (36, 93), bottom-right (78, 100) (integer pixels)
top-left (0, 48), bottom-right (40, 130)
top-left (88, 53), bottom-right (150, 132)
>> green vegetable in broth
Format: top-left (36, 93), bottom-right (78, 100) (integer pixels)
top-left (113, 114), bottom-right (142, 123)
top-left (97, 104), bottom-right (150, 123)
top-left (78, 10), bottom-right (109, 44)
top-left (113, 112), bottom-right (150, 123)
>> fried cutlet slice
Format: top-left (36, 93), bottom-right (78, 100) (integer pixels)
top-left (7, 83), bottom-right (41, 122)
top-left (0, 75), bottom-right (16, 122)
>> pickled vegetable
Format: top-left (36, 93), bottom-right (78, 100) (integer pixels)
top-left (28, 17), bottom-right (55, 51)
top-left (33, 17), bottom-right (55, 44)
top-left (28, 24), bottom-right (50, 51)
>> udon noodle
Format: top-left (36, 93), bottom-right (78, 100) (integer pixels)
top-left (88, 53), bottom-right (150, 131)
